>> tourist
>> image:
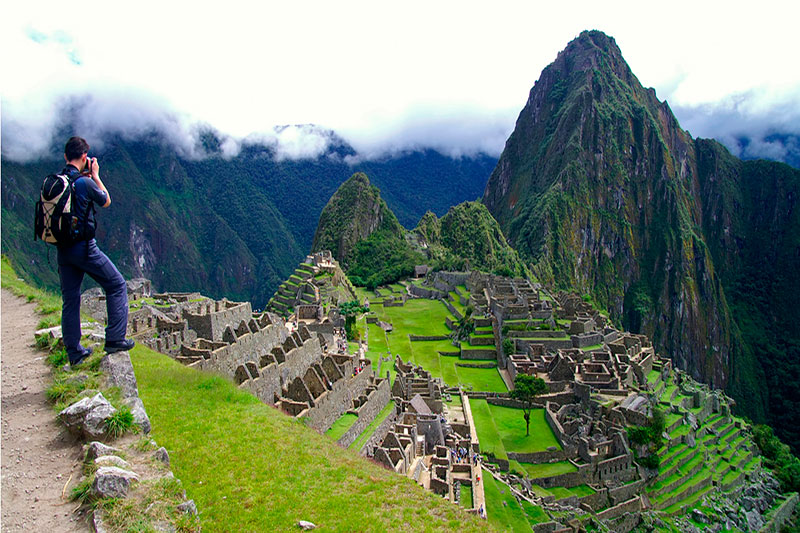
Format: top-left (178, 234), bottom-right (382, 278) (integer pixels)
top-left (56, 137), bottom-right (134, 365)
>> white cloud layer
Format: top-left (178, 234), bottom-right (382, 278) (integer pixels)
top-left (2, 0), bottom-right (799, 162)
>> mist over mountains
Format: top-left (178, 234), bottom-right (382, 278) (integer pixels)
top-left (1, 128), bottom-right (495, 308)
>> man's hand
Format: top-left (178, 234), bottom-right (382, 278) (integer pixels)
top-left (89, 157), bottom-right (112, 207)
top-left (89, 157), bottom-right (100, 179)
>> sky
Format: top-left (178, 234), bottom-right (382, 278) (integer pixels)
top-left (2, 0), bottom-right (799, 163)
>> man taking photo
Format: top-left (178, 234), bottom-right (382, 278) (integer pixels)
top-left (58, 136), bottom-right (134, 365)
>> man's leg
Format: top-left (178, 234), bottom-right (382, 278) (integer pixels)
top-left (81, 241), bottom-right (129, 343)
top-left (59, 262), bottom-right (86, 361)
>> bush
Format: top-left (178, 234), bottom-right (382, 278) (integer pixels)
top-left (105, 407), bottom-right (136, 439)
top-left (637, 453), bottom-right (660, 469)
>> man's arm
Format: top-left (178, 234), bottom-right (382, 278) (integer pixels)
top-left (89, 157), bottom-right (111, 207)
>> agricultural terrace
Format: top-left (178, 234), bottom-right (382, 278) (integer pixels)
top-left (355, 285), bottom-right (507, 393)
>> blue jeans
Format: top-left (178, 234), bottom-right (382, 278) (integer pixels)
top-left (58, 239), bottom-right (128, 361)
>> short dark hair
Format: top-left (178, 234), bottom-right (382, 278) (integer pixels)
top-left (64, 136), bottom-right (90, 161)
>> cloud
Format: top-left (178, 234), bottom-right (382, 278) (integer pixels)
top-left (2, 1), bottom-right (799, 165)
top-left (671, 88), bottom-right (800, 163)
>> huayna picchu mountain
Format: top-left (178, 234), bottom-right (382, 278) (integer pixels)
top-left (311, 174), bottom-right (529, 288)
top-left (483, 30), bottom-right (800, 451)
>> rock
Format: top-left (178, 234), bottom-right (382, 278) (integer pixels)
top-left (85, 441), bottom-right (122, 462)
top-left (95, 455), bottom-right (131, 469)
top-left (92, 508), bottom-right (109, 533)
top-left (100, 352), bottom-right (139, 399)
top-left (691, 509), bottom-right (708, 524)
top-left (123, 397), bottom-right (151, 434)
top-left (177, 500), bottom-right (197, 515)
top-left (745, 510), bottom-right (764, 531)
top-left (686, 433), bottom-right (696, 447)
top-left (153, 447), bottom-right (170, 467)
top-left (92, 466), bottom-right (139, 498)
top-left (60, 393), bottom-right (117, 440)
top-left (35, 325), bottom-right (63, 340)
top-left (297, 521), bottom-right (317, 530)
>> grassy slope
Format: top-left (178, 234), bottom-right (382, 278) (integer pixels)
top-left (130, 344), bottom-right (491, 532)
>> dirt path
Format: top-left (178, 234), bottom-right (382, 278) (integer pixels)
top-left (1, 289), bottom-right (86, 532)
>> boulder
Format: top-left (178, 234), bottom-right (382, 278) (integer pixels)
top-left (92, 466), bottom-right (139, 498)
top-left (153, 447), bottom-right (170, 467)
top-left (123, 397), bottom-right (151, 434)
top-left (95, 455), bottom-right (131, 469)
top-left (60, 393), bottom-right (117, 440)
top-left (100, 352), bottom-right (139, 399)
top-left (177, 500), bottom-right (197, 515)
top-left (744, 510), bottom-right (764, 531)
top-left (85, 441), bottom-right (122, 462)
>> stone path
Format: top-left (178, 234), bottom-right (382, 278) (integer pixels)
top-left (1, 289), bottom-right (86, 532)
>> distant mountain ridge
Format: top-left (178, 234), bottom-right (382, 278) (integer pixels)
top-left (1, 133), bottom-right (496, 307)
top-left (483, 30), bottom-right (800, 451)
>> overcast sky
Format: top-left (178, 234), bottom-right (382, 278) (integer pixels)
top-left (2, 0), bottom-right (799, 162)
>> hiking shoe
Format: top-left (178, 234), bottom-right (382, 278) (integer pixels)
top-left (69, 347), bottom-right (93, 367)
top-left (104, 339), bottom-right (135, 354)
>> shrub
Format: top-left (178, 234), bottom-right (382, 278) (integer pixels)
top-left (105, 406), bottom-right (136, 439)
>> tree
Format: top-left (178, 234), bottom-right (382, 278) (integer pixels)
top-left (339, 300), bottom-right (367, 340)
top-left (511, 374), bottom-right (548, 436)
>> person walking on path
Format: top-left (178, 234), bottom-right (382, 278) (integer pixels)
top-left (57, 136), bottom-right (134, 365)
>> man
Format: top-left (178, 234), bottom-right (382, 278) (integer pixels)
top-left (58, 136), bottom-right (134, 365)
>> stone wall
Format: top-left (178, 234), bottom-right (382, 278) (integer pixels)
top-left (195, 323), bottom-right (287, 377)
top-left (608, 479), bottom-right (644, 505)
top-left (338, 379), bottom-right (392, 448)
top-left (761, 492), bottom-right (799, 533)
top-left (359, 409), bottom-right (399, 456)
top-left (183, 301), bottom-right (252, 342)
top-left (596, 495), bottom-right (641, 520)
top-left (303, 365), bottom-right (374, 432)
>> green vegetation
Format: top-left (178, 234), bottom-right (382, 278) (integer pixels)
top-left (469, 400), bottom-right (561, 461)
top-left (510, 374), bottom-right (548, 436)
top-left (753, 424), bottom-right (800, 492)
top-left (324, 413), bottom-right (358, 441)
top-left (518, 461), bottom-right (577, 479)
top-left (363, 296), bottom-right (507, 393)
top-left (482, 474), bottom-right (531, 532)
top-left (1, 255), bottom-right (63, 329)
top-left (349, 401), bottom-right (395, 452)
top-left (413, 202), bottom-right (530, 278)
top-left (129, 345), bottom-right (489, 532)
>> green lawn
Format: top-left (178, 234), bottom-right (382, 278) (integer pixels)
top-left (460, 483), bottom-right (473, 509)
top-left (470, 400), bottom-right (561, 460)
top-left (130, 345), bottom-right (488, 532)
top-left (518, 461), bottom-right (577, 479)
top-left (521, 500), bottom-right (550, 525)
top-left (362, 298), bottom-right (506, 393)
top-left (325, 413), bottom-right (358, 441)
top-left (483, 473), bottom-right (531, 532)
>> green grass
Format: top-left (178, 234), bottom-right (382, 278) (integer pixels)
top-left (2, 255), bottom-right (64, 328)
top-left (470, 400), bottom-right (561, 461)
top-left (580, 343), bottom-right (604, 352)
top-left (363, 298), bottom-right (506, 393)
top-left (520, 500), bottom-right (550, 525)
top-left (459, 483), bottom-right (473, 509)
top-left (518, 461), bottom-right (577, 479)
top-left (483, 473), bottom-right (531, 532)
top-left (325, 413), bottom-right (358, 441)
top-left (130, 345), bottom-right (489, 532)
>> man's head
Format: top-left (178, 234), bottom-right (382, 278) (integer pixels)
top-left (64, 136), bottom-right (90, 168)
